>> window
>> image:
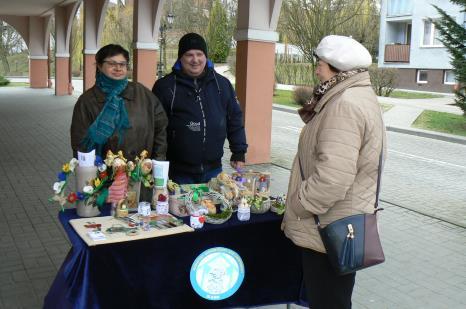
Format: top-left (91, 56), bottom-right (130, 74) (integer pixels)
top-left (417, 70), bottom-right (428, 84)
top-left (387, 0), bottom-right (413, 16)
top-left (422, 20), bottom-right (442, 47)
top-left (444, 70), bottom-right (456, 85)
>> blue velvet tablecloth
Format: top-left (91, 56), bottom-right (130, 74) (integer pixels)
top-left (44, 205), bottom-right (304, 309)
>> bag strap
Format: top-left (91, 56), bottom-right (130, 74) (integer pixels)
top-left (298, 130), bottom-right (384, 227)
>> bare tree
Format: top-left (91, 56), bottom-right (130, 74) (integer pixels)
top-left (70, 7), bottom-right (83, 76)
top-left (338, 0), bottom-right (380, 59)
top-left (100, 2), bottom-right (133, 60)
top-left (170, 0), bottom-right (214, 38)
top-left (0, 20), bottom-right (24, 74)
top-left (280, 0), bottom-right (368, 83)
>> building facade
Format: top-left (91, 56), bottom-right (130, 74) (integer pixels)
top-left (378, 0), bottom-right (464, 92)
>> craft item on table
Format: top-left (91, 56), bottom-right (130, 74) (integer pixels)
top-left (185, 189), bottom-right (233, 224)
top-left (247, 195), bottom-right (271, 214)
top-left (107, 156), bottom-right (128, 204)
top-left (190, 185), bottom-right (209, 204)
top-left (49, 152), bottom-right (109, 217)
top-left (105, 224), bottom-right (139, 236)
top-left (244, 175), bottom-right (255, 193)
top-left (167, 180), bottom-right (181, 195)
top-left (257, 176), bottom-right (268, 193)
top-left (84, 222), bottom-right (102, 230)
top-left (87, 230), bottom-right (107, 241)
top-left (168, 194), bottom-right (189, 217)
top-left (150, 215), bottom-right (183, 229)
top-left (190, 210), bottom-right (205, 229)
top-left (152, 186), bottom-right (168, 208)
top-left (152, 160), bottom-right (170, 188)
top-left (116, 199), bottom-right (129, 218)
top-left (237, 197), bottom-right (251, 221)
top-left (69, 215), bottom-right (194, 246)
top-left (234, 175), bottom-right (246, 189)
top-left (179, 183), bottom-right (209, 195)
top-left (138, 201), bottom-right (152, 231)
top-left (125, 150), bottom-right (155, 210)
top-left (208, 172), bottom-right (239, 202)
top-left (139, 159), bottom-right (153, 186)
top-left (232, 171), bottom-right (271, 198)
top-left (131, 150), bottom-right (154, 187)
top-left (115, 215), bottom-right (138, 227)
top-left (126, 187), bottom-right (139, 210)
top-left (155, 194), bottom-right (169, 215)
top-left (75, 164), bottom-right (101, 217)
top-left (77, 149), bottom-right (96, 167)
top-left (231, 172), bottom-right (254, 198)
top-left (270, 194), bottom-right (287, 215)
top-left (201, 199), bottom-right (217, 215)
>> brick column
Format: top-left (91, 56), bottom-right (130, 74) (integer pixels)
top-left (133, 48), bottom-right (158, 90)
top-left (83, 52), bottom-right (97, 91)
top-left (55, 56), bottom-right (71, 95)
top-left (29, 57), bottom-right (48, 88)
top-left (235, 40), bottom-right (276, 164)
top-left (132, 0), bottom-right (165, 89)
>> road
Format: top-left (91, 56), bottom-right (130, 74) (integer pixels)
top-left (271, 109), bottom-right (466, 227)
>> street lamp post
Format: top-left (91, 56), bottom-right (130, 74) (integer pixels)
top-left (157, 12), bottom-right (174, 79)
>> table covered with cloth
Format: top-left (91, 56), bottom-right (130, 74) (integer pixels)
top-left (44, 205), bottom-right (305, 309)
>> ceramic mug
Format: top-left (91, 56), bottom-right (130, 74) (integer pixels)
top-left (190, 215), bottom-right (205, 229)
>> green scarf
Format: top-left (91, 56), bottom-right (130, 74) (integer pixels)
top-left (82, 71), bottom-right (130, 155)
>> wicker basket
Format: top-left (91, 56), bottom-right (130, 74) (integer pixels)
top-left (249, 196), bottom-right (271, 214)
top-left (269, 195), bottom-right (286, 215)
top-left (186, 190), bottom-right (232, 224)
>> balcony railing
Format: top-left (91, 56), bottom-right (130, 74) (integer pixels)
top-left (384, 44), bottom-right (410, 63)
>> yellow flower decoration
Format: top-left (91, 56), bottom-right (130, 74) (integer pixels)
top-left (62, 163), bottom-right (71, 173)
top-left (94, 178), bottom-right (101, 187)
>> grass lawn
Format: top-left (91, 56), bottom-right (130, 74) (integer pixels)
top-left (412, 110), bottom-right (466, 137)
top-left (274, 89), bottom-right (394, 113)
top-left (273, 89), bottom-right (300, 108)
top-left (389, 90), bottom-right (443, 99)
top-left (0, 82), bottom-right (30, 87)
top-left (381, 103), bottom-right (394, 112)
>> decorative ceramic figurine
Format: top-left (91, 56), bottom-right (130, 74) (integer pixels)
top-left (107, 157), bottom-right (128, 204)
top-left (237, 197), bottom-right (250, 221)
top-left (257, 176), bottom-right (268, 193)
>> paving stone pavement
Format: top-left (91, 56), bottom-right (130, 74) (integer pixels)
top-left (0, 87), bottom-right (465, 308)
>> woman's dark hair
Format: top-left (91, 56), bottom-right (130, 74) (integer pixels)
top-left (95, 44), bottom-right (130, 65)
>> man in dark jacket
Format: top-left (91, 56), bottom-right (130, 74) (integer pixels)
top-left (152, 33), bottom-right (248, 184)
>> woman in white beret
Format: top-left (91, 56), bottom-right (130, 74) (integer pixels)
top-left (281, 35), bottom-right (386, 308)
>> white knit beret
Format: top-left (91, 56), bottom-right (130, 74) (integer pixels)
top-left (315, 35), bottom-right (372, 71)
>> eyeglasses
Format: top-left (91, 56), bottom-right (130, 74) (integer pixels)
top-left (103, 60), bottom-right (129, 69)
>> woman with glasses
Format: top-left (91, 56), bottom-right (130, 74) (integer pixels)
top-left (70, 44), bottom-right (168, 162)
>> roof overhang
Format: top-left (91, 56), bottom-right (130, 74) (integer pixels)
top-left (0, 0), bottom-right (79, 17)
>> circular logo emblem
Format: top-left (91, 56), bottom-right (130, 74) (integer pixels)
top-left (190, 247), bottom-right (245, 301)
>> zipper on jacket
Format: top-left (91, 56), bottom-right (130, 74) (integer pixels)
top-left (194, 78), bottom-right (207, 173)
top-left (194, 87), bottom-right (207, 145)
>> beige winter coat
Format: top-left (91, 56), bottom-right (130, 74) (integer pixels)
top-left (281, 71), bottom-right (387, 253)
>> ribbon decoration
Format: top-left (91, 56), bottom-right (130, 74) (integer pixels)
top-left (190, 185), bottom-right (209, 203)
